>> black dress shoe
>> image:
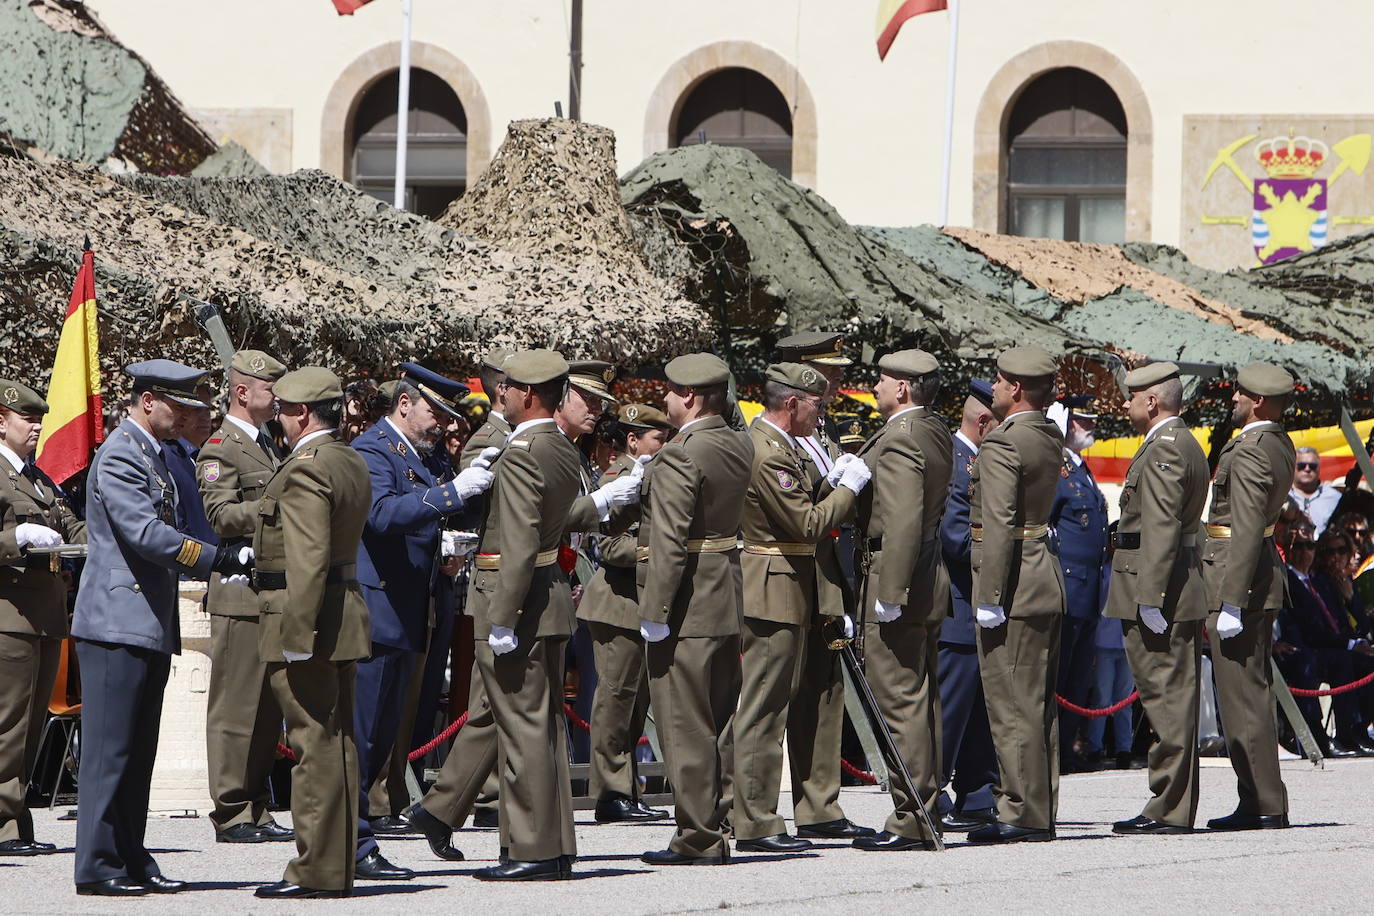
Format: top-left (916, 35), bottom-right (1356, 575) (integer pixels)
top-left (472, 806), bottom-right (500, 828)
top-left (355, 850), bottom-right (415, 880)
top-left (735, 833), bottom-right (813, 853)
top-left (259, 822), bottom-right (295, 841)
top-left (852, 830), bottom-right (936, 851)
top-left (0, 838), bottom-right (55, 856)
top-left (76, 878), bottom-right (150, 897)
top-left (217, 823), bottom-right (277, 843)
top-left (634, 799), bottom-right (670, 820)
top-left (797, 818), bottom-right (877, 839)
top-left (640, 848), bottom-right (730, 866)
top-left (1112, 815), bottom-right (1193, 835)
top-left (140, 875), bottom-right (187, 894)
top-left (968, 821), bottom-right (1055, 844)
top-left (473, 857), bottom-right (569, 881)
top-left (370, 814), bottom-right (419, 834)
top-left (940, 808), bottom-right (996, 832)
top-left (1205, 811), bottom-right (1290, 831)
top-left (254, 881), bottom-right (348, 899)
top-left (1114, 753), bottom-right (1146, 770)
top-left (594, 795), bottom-right (666, 823)
top-left (402, 804), bottom-right (464, 861)
top-left (1334, 733), bottom-right (1374, 757)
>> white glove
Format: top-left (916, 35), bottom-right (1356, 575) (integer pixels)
top-left (282, 650), bottom-right (313, 662)
top-left (840, 614), bottom-right (856, 639)
top-left (837, 458), bottom-right (873, 494)
top-left (1216, 604), bottom-right (1244, 639)
top-left (454, 465), bottom-right (495, 501)
top-left (594, 470), bottom-right (642, 510)
top-left (874, 599), bottom-right (903, 623)
top-left (488, 625), bottom-right (518, 655)
top-left (640, 619), bottom-right (670, 643)
top-left (825, 453), bottom-right (857, 487)
top-left (1139, 605), bottom-right (1168, 635)
top-left (470, 446), bottom-right (501, 471)
top-left (442, 530), bottom-right (479, 558)
top-left (976, 604), bottom-right (1007, 628)
top-left (16, 523), bottom-right (62, 549)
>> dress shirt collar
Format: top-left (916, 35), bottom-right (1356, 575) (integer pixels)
top-left (293, 429), bottom-right (334, 453)
top-left (887, 406), bottom-right (924, 425)
top-left (954, 430), bottom-right (979, 455)
top-left (383, 417), bottom-right (420, 456)
top-left (0, 442), bottom-right (24, 474)
top-left (226, 413), bottom-right (261, 440)
top-left (509, 417), bottom-right (557, 439)
top-left (759, 416), bottom-right (796, 448)
top-left (677, 416), bottom-right (711, 435)
top-left (128, 418), bottom-right (161, 453)
top-left (1145, 415), bottom-right (1178, 441)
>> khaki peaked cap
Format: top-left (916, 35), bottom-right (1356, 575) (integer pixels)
top-left (665, 353), bottom-right (730, 387)
top-left (878, 349), bottom-right (939, 378)
top-left (1123, 361), bottom-right (1180, 390)
top-left (765, 362), bottom-right (828, 396)
top-left (0, 379), bottom-right (48, 415)
top-left (504, 349), bottom-right (569, 386)
top-left (568, 360), bottom-right (619, 403)
top-left (275, 366), bottom-right (343, 404)
top-left (997, 346), bottom-right (1057, 379)
top-left (775, 331), bottom-right (853, 366)
top-left (1237, 361), bottom-right (1296, 397)
top-left (231, 349), bottom-right (287, 381)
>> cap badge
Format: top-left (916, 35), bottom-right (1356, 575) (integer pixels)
top-left (2, 387), bottom-right (16, 404)
top-left (603, 368), bottom-right (615, 383)
top-left (776, 469), bottom-right (796, 490)
top-left (801, 368), bottom-right (819, 387)
top-left (249, 355), bottom-right (267, 373)
top-left (624, 405), bottom-right (640, 421)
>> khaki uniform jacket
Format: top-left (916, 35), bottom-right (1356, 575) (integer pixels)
top-left (638, 414), bottom-right (753, 637)
top-left (970, 410), bottom-right (1066, 616)
top-left (468, 420), bottom-right (581, 639)
top-left (741, 418), bottom-right (855, 626)
top-left (460, 413), bottom-right (511, 471)
top-left (800, 432), bottom-right (850, 619)
top-left (577, 454), bottom-right (641, 631)
top-left (197, 419), bottom-right (279, 617)
top-left (0, 463), bottom-right (84, 637)
top-left (1202, 421), bottom-right (1295, 611)
top-left (1105, 417), bottom-right (1209, 623)
top-left (254, 433), bottom-right (372, 662)
top-left (855, 407), bottom-right (953, 621)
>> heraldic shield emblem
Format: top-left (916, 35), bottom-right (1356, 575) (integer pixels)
top-left (1251, 136), bottom-right (1328, 264)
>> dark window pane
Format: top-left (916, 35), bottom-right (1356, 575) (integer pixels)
top-left (1011, 197), bottom-right (1066, 239)
top-left (674, 67), bottom-right (792, 178)
top-left (1079, 197), bottom-right (1125, 244)
top-left (1009, 146), bottom-right (1126, 186)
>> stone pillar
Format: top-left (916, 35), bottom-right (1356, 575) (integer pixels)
top-left (147, 583), bottom-right (213, 814)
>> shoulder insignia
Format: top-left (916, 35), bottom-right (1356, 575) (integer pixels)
top-left (508, 439), bottom-right (531, 450)
top-left (1159, 435), bottom-right (1175, 442)
top-left (202, 461), bottom-right (221, 482)
top-left (776, 469), bottom-right (796, 490)
top-left (293, 452), bottom-right (314, 461)
top-left (207, 437), bottom-right (224, 445)
top-left (1060, 465), bottom-right (1070, 478)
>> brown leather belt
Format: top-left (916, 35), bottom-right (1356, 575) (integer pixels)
top-left (970, 523), bottom-right (1049, 542)
top-left (474, 548), bottom-right (559, 570)
top-left (1112, 532), bottom-right (1198, 550)
top-left (744, 541), bottom-right (815, 557)
top-left (253, 563), bottom-right (356, 591)
top-left (1204, 524), bottom-right (1276, 539)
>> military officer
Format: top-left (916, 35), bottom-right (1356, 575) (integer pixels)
top-left (968, 347), bottom-right (1066, 845)
top-left (578, 403), bottom-right (673, 824)
top-left (351, 363), bottom-right (494, 878)
top-left (773, 331), bottom-right (875, 841)
top-left (463, 348), bottom-right (514, 468)
top-left (851, 350), bottom-right (953, 851)
top-left (72, 360), bottom-right (250, 896)
top-left (1105, 362), bottom-right (1210, 834)
top-left (252, 368), bottom-right (373, 899)
top-left (936, 380), bottom-right (999, 831)
top-left (0, 380), bottom-right (84, 857)
top-left (638, 353), bottom-right (753, 866)
top-left (196, 349), bottom-right (294, 845)
top-left (1203, 362), bottom-right (1297, 831)
top-left (732, 362), bottom-right (870, 852)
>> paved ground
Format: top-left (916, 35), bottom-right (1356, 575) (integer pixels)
top-left (11, 757), bottom-right (1372, 914)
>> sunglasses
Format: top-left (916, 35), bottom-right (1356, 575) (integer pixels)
top-left (1295, 462), bottom-right (1320, 470)
top-left (1290, 540), bottom-right (1316, 549)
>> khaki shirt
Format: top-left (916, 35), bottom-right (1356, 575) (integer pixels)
top-left (197, 419), bottom-right (278, 617)
top-left (0, 462), bottom-right (84, 637)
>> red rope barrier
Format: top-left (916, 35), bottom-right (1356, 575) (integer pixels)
top-left (1055, 690), bottom-right (1140, 718)
top-left (407, 710), bottom-right (470, 762)
top-left (276, 742), bottom-right (296, 762)
top-left (1288, 668), bottom-right (1374, 698)
top-left (562, 703), bottom-right (649, 746)
top-left (841, 758), bottom-right (878, 785)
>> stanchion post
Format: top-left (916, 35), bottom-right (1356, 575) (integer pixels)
top-left (1269, 659), bottom-right (1324, 767)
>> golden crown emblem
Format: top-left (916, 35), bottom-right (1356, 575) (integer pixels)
top-left (1255, 134), bottom-right (1329, 179)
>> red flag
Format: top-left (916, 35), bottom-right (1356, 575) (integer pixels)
top-left (333, 0), bottom-right (376, 14)
top-left (876, 0), bottom-right (948, 60)
top-left (36, 244), bottom-right (103, 485)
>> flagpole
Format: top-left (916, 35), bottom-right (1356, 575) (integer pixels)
top-left (393, 0), bottom-right (413, 209)
top-left (938, 0), bottom-right (960, 226)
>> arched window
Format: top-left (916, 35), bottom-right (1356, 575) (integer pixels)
top-left (673, 67), bottom-right (793, 178)
top-left (350, 67), bottom-right (466, 217)
top-left (1005, 68), bottom-right (1126, 243)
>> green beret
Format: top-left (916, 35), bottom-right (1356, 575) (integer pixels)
top-left (504, 349), bottom-right (569, 386)
top-left (0, 380), bottom-right (48, 415)
top-left (1237, 361), bottom-right (1296, 397)
top-left (274, 367), bottom-right (342, 404)
top-left (665, 353), bottom-right (730, 387)
top-left (1123, 361), bottom-right (1180, 390)
top-left (997, 346), bottom-right (1057, 380)
top-left (231, 349), bottom-right (287, 381)
top-left (618, 402), bottom-right (672, 431)
top-left (878, 349), bottom-right (939, 378)
top-left (567, 360), bottom-right (619, 403)
top-left (765, 362), bottom-right (828, 396)
top-left (481, 348), bottom-right (513, 372)
top-left (775, 331), bottom-right (853, 367)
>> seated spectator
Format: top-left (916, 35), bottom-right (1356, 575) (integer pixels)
top-left (1331, 508), bottom-right (1374, 569)
top-left (1289, 447), bottom-right (1342, 535)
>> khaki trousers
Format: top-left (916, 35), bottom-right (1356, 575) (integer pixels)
top-left (1123, 619), bottom-right (1202, 826)
top-left (206, 615), bottom-right (283, 831)
top-left (1207, 608), bottom-right (1288, 816)
top-left (976, 614), bottom-right (1061, 830)
top-left (732, 618), bottom-right (806, 840)
top-left (787, 619), bottom-right (846, 828)
top-left (865, 616), bottom-right (943, 841)
top-left (0, 632), bottom-right (59, 843)
top-left (478, 637), bottom-right (576, 863)
top-left (586, 621), bottom-right (650, 801)
top-left (267, 657), bottom-right (358, 892)
top-left (646, 634), bottom-right (741, 858)
top-left (419, 658), bottom-right (498, 827)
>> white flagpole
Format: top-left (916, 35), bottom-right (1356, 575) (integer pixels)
top-left (938, 0), bottom-right (960, 226)
top-left (393, 0), bottom-right (413, 209)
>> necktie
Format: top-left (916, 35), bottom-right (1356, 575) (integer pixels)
top-left (21, 462), bottom-right (45, 498)
top-left (1306, 579), bottom-right (1342, 635)
top-left (256, 431), bottom-right (277, 459)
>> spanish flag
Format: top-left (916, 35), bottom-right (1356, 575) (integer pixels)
top-left (876, 0), bottom-right (948, 60)
top-left (36, 243), bottom-right (103, 485)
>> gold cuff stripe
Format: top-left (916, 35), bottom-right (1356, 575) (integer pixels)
top-left (1204, 523), bottom-right (1276, 539)
top-left (176, 539), bottom-right (203, 567)
top-left (474, 548), bottom-right (560, 570)
top-left (969, 523), bottom-right (1049, 542)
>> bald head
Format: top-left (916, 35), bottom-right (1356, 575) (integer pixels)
top-left (960, 395), bottom-right (995, 447)
top-left (1123, 376), bottom-right (1183, 434)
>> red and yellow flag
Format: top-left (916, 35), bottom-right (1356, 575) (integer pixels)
top-left (332, 0), bottom-right (377, 14)
top-left (36, 245), bottom-right (103, 484)
top-left (876, 0), bottom-right (948, 60)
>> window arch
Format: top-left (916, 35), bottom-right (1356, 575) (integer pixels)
top-left (672, 67), bottom-right (793, 178)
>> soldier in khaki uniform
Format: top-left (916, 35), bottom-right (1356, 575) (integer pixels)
top-left (852, 350), bottom-right (953, 851)
top-left (969, 347), bottom-right (1066, 845)
top-left (463, 348), bottom-right (514, 467)
top-left (471, 350), bottom-right (583, 881)
top-left (638, 353), bottom-right (753, 866)
top-left (1203, 362), bottom-right (1297, 832)
top-left (0, 381), bottom-right (84, 857)
top-left (1105, 362), bottom-right (1210, 834)
top-left (252, 368), bottom-right (372, 900)
top-left (732, 363), bottom-right (871, 852)
top-left (195, 349), bottom-right (293, 845)
top-left (578, 403), bottom-right (673, 823)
